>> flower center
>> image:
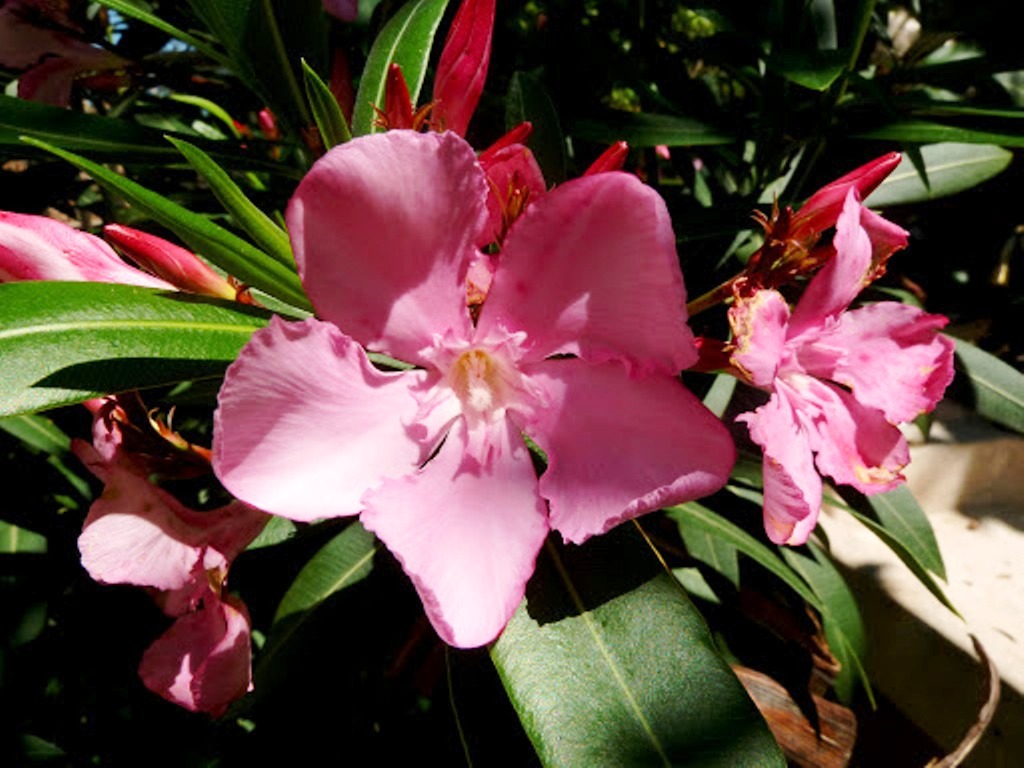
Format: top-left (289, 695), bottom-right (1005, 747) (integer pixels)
top-left (450, 349), bottom-right (507, 415)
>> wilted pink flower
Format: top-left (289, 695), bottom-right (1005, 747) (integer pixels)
top-left (75, 397), bottom-right (268, 715)
top-left (213, 130), bottom-right (734, 647)
top-left (0, 0), bottom-right (129, 106)
top-left (729, 191), bottom-right (954, 545)
top-left (0, 211), bottom-right (173, 287)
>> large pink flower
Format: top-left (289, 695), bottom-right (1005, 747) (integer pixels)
top-left (730, 190), bottom-right (955, 545)
top-left (213, 130), bottom-right (735, 648)
top-left (75, 398), bottom-right (268, 715)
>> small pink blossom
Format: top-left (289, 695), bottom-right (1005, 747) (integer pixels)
top-left (75, 397), bottom-right (268, 715)
top-left (729, 190), bottom-right (955, 545)
top-left (213, 130), bottom-right (734, 648)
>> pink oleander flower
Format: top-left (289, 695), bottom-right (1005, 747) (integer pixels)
top-left (0, 0), bottom-right (129, 106)
top-left (213, 130), bottom-right (735, 648)
top-left (729, 190), bottom-right (955, 545)
top-left (75, 397), bottom-right (268, 715)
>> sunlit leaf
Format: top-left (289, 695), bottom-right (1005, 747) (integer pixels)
top-left (864, 143), bottom-right (1013, 207)
top-left (302, 58), bottom-right (351, 149)
top-left (0, 282), bottom-right (270, 417)
top-left (492, 524), bottom-right (785, 767)
top-left (866, 486), bottom-right (946, 579)
top-left (953, 337), bottom-right (1024, 435)
top-left (856, 121), bottom-right (1024, 148)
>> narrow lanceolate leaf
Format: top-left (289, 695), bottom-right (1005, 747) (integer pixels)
top-left (953, 337), bottom-right (1024, 435)
top-left (491, 525), bottom-right (784, 768)
top-left (0, 413), bottom-right (71, 454)
top-left (301, 58), bottom-right (352, 149)
top-left (0, 282), bottom-right (271, 418)
top-left (866, 486), bottom-right (946, 579)
top-left (780, 546), bottom-right (871, 705)
top-left (570, 112), bottom-right (734, 148)
top-left (855, 121), bottom-right (1024, 148)
top-left (22, 138), bottom-right (310, 310)
top-left (0, 521), bottom-right (47, 553)
top-left (256, 522), bottom-right (376, 677)
top-left (96, 0), bottom-right (230, 65)
top-left (351, 0), bottom-right (451, 136)
top-left (166, 137), bottom-right (296, 268)
top-left (678, 519), bottom-right (740, 588)
top-left (668, 503), bottom-right (823, 610)
top-left (506, 70), bottom-right (567, 183)
top-left (864, 143), bottom-right (1013, 207)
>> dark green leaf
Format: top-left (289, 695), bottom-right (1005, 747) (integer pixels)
top-left (866, 486), bottom-right (946, 579)
top-left (506, 70), bottom-right (567, 183)
top-left (767, 48), bottom-right (847, 91)
top-left (855, 121), bottom-right (1024, 148)
top-left (491, 525), bottom-right (784, 767)
top-left (301, 58), bottom-right (352, 149)
top-left (0, 282), bottom-right (271, 417)
top-left (246, 516), bottom-right (298, 550)
top-left (23, 138), bottom-right (310, 309)
top-left (97, 0), bottom-right (229, 64)
top-left (780, 545), bottom-right (871, 704)
top-left (667, 503), bottom-right (822, 610)
top-left (167, 136), bottom-right (295, 268)
top-left (864, 143), bottom-right (1013, 207)
top-left (677, 519), bottom-right (740, 588)
top-left (350, 0), bottom-right (451, 136)
top-left (570, 112), bottom-right (734, 148)
top-left (953, 337), bottom-right (1024, 434)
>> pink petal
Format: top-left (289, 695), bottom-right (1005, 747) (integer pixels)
top-left (0, 211), bottom-right (172, 287)
top-left (323, 0), bottom-right (358, 22)
top-left (790, 153), bottom-right (902, 242)
top-left (139, 593), bottom-right (253, 716)
top-left (77, 465), bottom-right (206, 591)
top-left (477, 172), bottom-right (697, 375)
top-left (800, 377), bottom-right (909, 495)
top-left (737, 385), bottom-right (822, 545)
top-left (787, 190), bottom-right (873, 340)
top-left (432, 0), bottom-right (495, 136)
top-left (361, 417), bottom-right (548, 648)
top-left (286, 131), bottom-right (486, 364)
top-left (583, 141), bottom-right (630, 176)
top-left (728, 289), bottom-right (790, 388)
top-left (524, 358), bottom-right (734, 545)
top-left (860, 205), bottom-right (910, 273)
top-left (805, 302), bottom-right (955, 423)
top-left (213, 317), bottom-right (428, 522)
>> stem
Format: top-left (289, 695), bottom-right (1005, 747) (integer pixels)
top-left (686, 274), bottom-right (740, 317)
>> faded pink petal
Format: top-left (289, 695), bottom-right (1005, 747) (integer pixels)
top-left (807, 302), bottom-right (955, 424)
top-left (787, 190), bottom-right (876, 339)
top-left (286, 130), bottom-right (486, 364)
top-left (0, 211), bottom-right (173, 287)
top-left (738, 385), bottom-right (822, 546)
top-left (139, 593), bottom-right (253, 717)
top-left (478, 172), bottom-right (696, 375)
top-left (800, 378), bottom-right (909, 495)
top-left (728, 289), bottom-right (789, 388)
top-left (103, 224), bottom-right (235, 300)
top-left (432, 0), bottom-right (495, 136)
top-left (323, 0), bottom-right (358, 22)
top-left (790, 152), bottom-right (902, 242)
top-left (213, 317), bottom-right (429, 522)
top-left (525, 358), bottom-right (734, 544)
top-left (362, 418), bottom-right (547, 647)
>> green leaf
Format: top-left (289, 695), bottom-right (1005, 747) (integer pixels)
top-left (96, 0), bottom-right (230, 65)
top-left (701, 374), bottom-right (737, 419)
top-left (0, 413), bottom-right (71, 454)
top-left (667, 503), bottom-right (823, 610)
top-left (186, 0), bottom-right (328, 130)
top-left (866, 486), bottom-right (946, 579)
top-left (953, 337), bottom-right (1024, 434)
top-left (272, 521), bottom-right (376, 624)
top-left (491, 525), bottom-right (785, 768)
top-left (0, 521), bottom-right (47, 553)
top-left (301, 58), bottom-right (352, 149)
top-left (0, 95), bottom-right (292, 174)
top-left (0, 282), bottom-right (271, 417)
top-left (350, 0), bottom-right (451, 136)
top-left (780, 545), bottom-right (871, 705)
top-left (23, 137), bottom-right (310, 310)
top-left (246, 516), bottom-right (297, 550)
top-left (677, 519), bottom-right (740, 588)
top-left (767, 48), bottom-right (847, 91)
top-left (856, 121), bottom-right (1024, 148)
top-left (166, 136), bottom-right (295, 268)
top-left (864, 143), bottom-right (1013, 207)
top-left (506, 70), bottom-right (567, 183)
top-left (842, 508), bottom-right (961, 617)
top-left (570, 112), bottom-right (734, 148)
